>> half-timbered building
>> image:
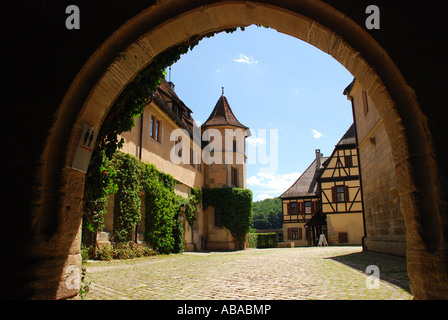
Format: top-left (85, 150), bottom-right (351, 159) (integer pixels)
top-left (279, 150), bottom-right (328, 247)
top-left (318, 123), bottom-right (365, 245)
top-left (279, 124), bottom-right (365, 247)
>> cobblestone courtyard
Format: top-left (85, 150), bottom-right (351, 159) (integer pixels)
top-left (84, 246), bottom-right (412, 300)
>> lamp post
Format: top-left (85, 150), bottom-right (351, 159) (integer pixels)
top-left (179, 203), bottom-right (186, 220)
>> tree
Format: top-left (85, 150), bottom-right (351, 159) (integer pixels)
top-left (251, 198), bottom-right (282, 230)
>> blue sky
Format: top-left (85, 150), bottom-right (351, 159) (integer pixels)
top-left (169, 25), bottom-right (354, 201)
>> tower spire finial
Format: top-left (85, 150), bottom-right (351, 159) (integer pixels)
top-left (222, 87), bottom-right (224, 96)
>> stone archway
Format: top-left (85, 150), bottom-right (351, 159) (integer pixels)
top-left (23, 1), bottom-right (446, 299)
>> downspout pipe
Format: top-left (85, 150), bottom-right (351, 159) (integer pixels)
top-left (345, 81), bottom-right (368, 252)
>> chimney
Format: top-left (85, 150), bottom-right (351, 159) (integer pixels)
top-left (315, 149), bottom-right (322, 169)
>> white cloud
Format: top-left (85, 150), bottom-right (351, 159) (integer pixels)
top-left (257, 193), bottom-right (273, 201)
top-left (247, 171), bottom-right (301, 197)
top-left (246, 136), bottom-right (265, 146)
top-left (234, 54), bottom-right (258, 64)
top-left (311, 129), bottom-right (323, 139)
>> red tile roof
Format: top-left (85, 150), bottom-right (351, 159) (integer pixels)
top-left (202, 94), bottom-right (248, 130)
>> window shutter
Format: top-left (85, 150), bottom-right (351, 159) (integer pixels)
top-left (287, 228), bottom-right (292, 240)
top-left (298, 228), bottom-right (302, 240)
top-left (331, 186), bottom-right (337, 202)
top-left (312, 201), bottom-right (318, 213)
top-left (298, 201), bottom-right (303, 214)
top-left (344, 186), bottom-right (349, 202)
top-left (287, 202), bottom-right (291, 215)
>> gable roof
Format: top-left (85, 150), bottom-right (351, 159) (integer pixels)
top-left (279, 156), bottom-right (328, 199)
top-left (279, 123), bottom-right (356, 199)
top-left (152, 78), bottom-right (199, 138)
top-left (336, 123), bottom-right (356, 147)
top-left (201, 94), bottom-right (248, 130)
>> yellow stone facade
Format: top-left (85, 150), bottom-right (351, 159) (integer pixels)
top-left (99, 80), bottom-right (249, 251)
top-left (345, 79), bottom-right (406, 256)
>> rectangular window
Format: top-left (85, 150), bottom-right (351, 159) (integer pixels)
top-left (291, 228), bottom-right (299, 240)
top-left (362, 90), bottom-right (369, 115)
top-left (290, 202), bottom-right (297, 215)
top-left (150, 115), bottom-right (161, 142)
top-left (233, 140), bottom-right (237, 153)
top-left (231, 167), bottom-right (238, 187)
top-left (336, 186), bottom-right (345, 202)
top-left (288, 228), bottom-right (302, 240)
top-left (305, 201), bottom-right (312, 214)
top-left (150, 115), bottom-right (155, 138)
top-left (332, 185), bottom-right (349, 203)
top-left (214, 208), bottom-right (222, 227)
top-left (344, 155), bottom-right (353, 167)
top-left (175, 137), bottom-right (182, 157)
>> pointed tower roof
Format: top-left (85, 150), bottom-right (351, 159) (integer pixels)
top-left (202, 92), bottom-right (248, 130)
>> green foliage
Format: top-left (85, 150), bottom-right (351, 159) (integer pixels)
top-left (79, 265), bottom-right (90, 299)
top-left (112, 152), bottom-right (143, 242)
top-left (203, 187), bottom-right (253, 250)
top-left (247, 233), bottom-right (277, 248)
top-left (83, 242), bottom-right (155, 261)
top-left (247, 233), bottom-right (258, 248)
top-left (251, 198), bottom-right (282, 230)
top-left (82, 147), bottom-right (118, 245)
top-left (83, 151), bottom-right (201, 255)
top-left (142, 167), bottom-right (178, 254)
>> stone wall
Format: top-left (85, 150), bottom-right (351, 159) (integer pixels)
top-left (348, 80), bottom-right (406, 256)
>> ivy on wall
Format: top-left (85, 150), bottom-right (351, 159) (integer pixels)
top-left (141, 162), bottom-right (178, 254)
top-left (82, 148), bottom-right (118, 245)
top-left (203, 188), bottom-right (253, 250)
top-left (111, 152), bottom-right (143, 242)
top-left (83, 151), bottom-right (202, 254)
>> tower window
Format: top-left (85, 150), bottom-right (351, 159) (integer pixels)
top-left (214, 207), bottom-right (222, 227)
top-left (231, 167), bottom-right (238, 187)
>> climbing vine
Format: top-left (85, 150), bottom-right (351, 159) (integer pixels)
top-left (111, 152), bottom-right (143, 243)
top-left (141, 162), bottom-right (178, 254)
top-left (83, 151), bottom-right (202, 254)
top-left (203, 188), bottom-right (253, 250)
top-left (82, 147), bottom-right (117, 245)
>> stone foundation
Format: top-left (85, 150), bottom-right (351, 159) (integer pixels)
top-left (364, 236), bottom-right (407, 257)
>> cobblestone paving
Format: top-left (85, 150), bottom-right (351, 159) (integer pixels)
top-left (84, 246), bottom-right (412, 300)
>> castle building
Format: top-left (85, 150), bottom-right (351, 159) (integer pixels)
top-left (99, 79), bottom-right (250, 251)
top-left (279, 124), bottom-right (365, 247)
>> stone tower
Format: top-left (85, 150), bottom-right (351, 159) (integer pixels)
top-left (201, 90), bottom-right (250, 189)
top-left (201, 90), bottom-right (250, 250)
